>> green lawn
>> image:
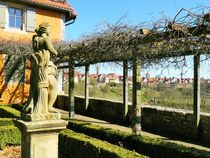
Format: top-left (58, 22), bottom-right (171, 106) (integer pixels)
top-left (64, 79), bottom-right (210, 113)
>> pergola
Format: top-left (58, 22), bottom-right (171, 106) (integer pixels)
top-left (56, 7), bottom-right (210, 134)
top-left (0, 7), bottom-right (209, 135)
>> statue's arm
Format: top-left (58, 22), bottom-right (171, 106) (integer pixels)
top-left (45, 37), bottom-right (58, 56)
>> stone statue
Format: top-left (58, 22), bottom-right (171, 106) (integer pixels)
top-left (22, 22), bottom-right (59, 120)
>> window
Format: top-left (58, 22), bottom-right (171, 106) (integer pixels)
top-left (9, 7), bottom-right (22, 30)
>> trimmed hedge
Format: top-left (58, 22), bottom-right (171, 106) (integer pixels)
top-left (67, 120), bottom-right (210, 158)
top-left (0, 106), bottom-right (20, 118)
top-left (11, 104), bottom-right (23, 112)
top-left (0, 118), bottom-right (14, 126)
top-left (0, 125), bottom-right (21, 149)
top-left (59, 129), bottom-right (147, 158)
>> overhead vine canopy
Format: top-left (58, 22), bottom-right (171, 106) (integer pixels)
top-left (0, 7), bottom-right (209, 67)
top-left (55, 6), bottom-right (210, 67)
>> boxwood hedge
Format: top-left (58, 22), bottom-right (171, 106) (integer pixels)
top-left (0, 118), bottom-right (14, 126)
top-left (0, 125), bottom-right (21, 149)
top-left (59, 129), bottom-right (148, 158)
top-left (67, 120), bottom-right (210, 158)
top-left (0, 106), bottom-right (20, 118)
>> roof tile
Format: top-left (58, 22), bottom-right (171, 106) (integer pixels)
top-left (31, 0), bottom-right (77, 18)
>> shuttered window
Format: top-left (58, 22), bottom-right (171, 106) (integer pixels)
top-left (26, 7), bottom-right (36, 32)
top-left (9, 7), bottom-right (23, 30)
top-left (0, 4), bottom-right (36, 32)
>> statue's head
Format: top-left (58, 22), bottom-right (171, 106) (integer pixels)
top-left (35, 22), bottom-right (50, 36)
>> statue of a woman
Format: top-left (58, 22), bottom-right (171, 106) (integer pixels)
top-left (23, 22), bottom-right (58, 115)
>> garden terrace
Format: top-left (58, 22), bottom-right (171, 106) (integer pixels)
top-left (0, 7), bottom-right (209, 135)
top-left (56, 7), bottom-right (210, 136)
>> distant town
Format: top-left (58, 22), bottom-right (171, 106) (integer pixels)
top-left (61, 71), bottom-right (210, 86)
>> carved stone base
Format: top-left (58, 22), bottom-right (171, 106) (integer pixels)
top-left (21, 112), bottom-right (61, 121)
top-left (14, 119), bottom-right (68, 158)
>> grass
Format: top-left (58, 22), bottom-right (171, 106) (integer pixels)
top-left (64, 80), bottom-right (210, 113)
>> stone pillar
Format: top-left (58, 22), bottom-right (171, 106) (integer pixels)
top-left (14, 119), bottom-right (67, 158)
top-left (85, 64), bottom-right (90, 110)
top-left (123, 60), bottom-right (128, 118)
top-left (132, 60), bottom-right (142, 134)
top-left (193, 54), bottom-right (201, 137)
top-left (68, 61), bottom-right (75, 119)
top-left (57, 69), bottom-right (64, 94)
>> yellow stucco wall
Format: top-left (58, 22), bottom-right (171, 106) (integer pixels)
top-left (36, 8), bottom-right (63, 41)
top-left (0, 7), bottom-right (63, 41)
top-left (0, 4), bottom-right (64, 104)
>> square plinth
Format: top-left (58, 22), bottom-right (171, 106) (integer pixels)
top-left (14, 119), bottom-right (68, 158)
top-left (21, 112), bottom-right (61, 121)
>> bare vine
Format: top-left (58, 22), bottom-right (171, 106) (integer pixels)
top-left (0, 7), bottom-right (209, 70)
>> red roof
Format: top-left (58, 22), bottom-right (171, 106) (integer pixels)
top-left (12, 0), bottom-right (77, 21)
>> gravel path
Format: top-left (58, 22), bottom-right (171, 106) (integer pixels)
top-left (57, 108), bottom-right (210, 152)
top-left (0, 146), bottom-right (21, 158)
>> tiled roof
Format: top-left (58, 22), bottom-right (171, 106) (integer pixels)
top-left (31, 0), bottom-right (76, 17)
top-left (10, 0), bottom-right (77, 21)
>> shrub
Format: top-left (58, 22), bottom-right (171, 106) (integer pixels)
top-left (67, 120), bottom-right (129, 145)
top-left (59, 129), bottom-right (147, 158)
top-left (0, 118), bottom-right (14, 126)
top-left (11, 104), bottom-right (24, 112)
top-left (67, 120), bottom-right (210, 158)
top-left (0, 106), bottom-right (20, 118)
top-left (0, 125), bottom-right (21, 149)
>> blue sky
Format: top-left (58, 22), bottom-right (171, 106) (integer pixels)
top-left (66, 0), bottom-right (210, 78)
top-left (66, 0), bottom-right (209, 40)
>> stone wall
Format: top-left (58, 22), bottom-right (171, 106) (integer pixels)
top-left (55, 95), bottom-right (210, 143)
top-left (75, 96), bottom-right (129, 125)
top-left (141, 106), bottom-right (194, 139)
top-left (55, 95), bottom-right (129, 125)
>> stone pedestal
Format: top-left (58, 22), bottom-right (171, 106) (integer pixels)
top-left (14, 119), bottom-right (68, 158)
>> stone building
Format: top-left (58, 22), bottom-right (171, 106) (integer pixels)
top-left (0, 0), bottom-right (76, 104)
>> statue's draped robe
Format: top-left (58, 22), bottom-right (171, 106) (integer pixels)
top-left (23, 35), bottom-right (57, 114)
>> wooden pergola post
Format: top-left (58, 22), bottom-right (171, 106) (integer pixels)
top-left (193, 54), bottom-right (201, 137)
top-left (68, 60), bottom-right (75, 119)
top-left (85, 64), bottom-right (90, 110)
top-left (132, 59), bottom-right (142, 134)
top-left (123, 61), bottom-right (128, 118)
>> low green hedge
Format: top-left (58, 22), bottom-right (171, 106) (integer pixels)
top-left (67, 120), bottom-right (210, 158)
top-left (0, 106), bottom-right (20, 118)
top-left (11, 104), bottom-right (23, 112)
top-left (0, 125), bottom-right (21, 149)
top-left (0, 118), bottom-right (14, 126)
top-left (59, 129), bottom-right (147, 158)
top-left (67, 120), bottom-right (129, 145)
